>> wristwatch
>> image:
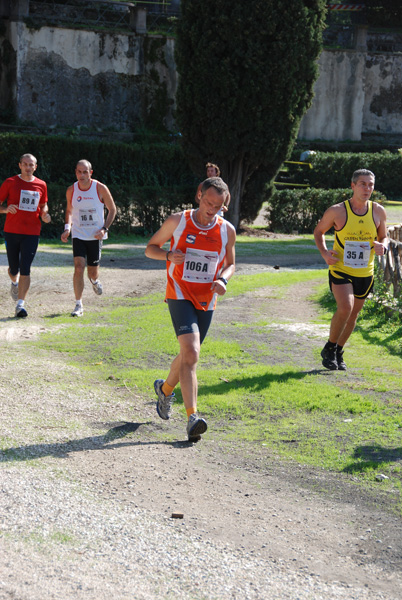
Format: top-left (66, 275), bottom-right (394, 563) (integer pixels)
top-left (101, 226), bottom-right (109, 232)
top-left (218, 277), bottom-right (228, 285)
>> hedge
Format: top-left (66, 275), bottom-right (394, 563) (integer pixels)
top-left (267, 188), bottom-right (387, 234)
top-left (291, 151), bottom-right (402, 198)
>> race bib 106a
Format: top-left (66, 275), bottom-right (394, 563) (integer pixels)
top-left (182, 248), bottom-right (219, 283)
top-left (343, 241), bottom-right (371, 268)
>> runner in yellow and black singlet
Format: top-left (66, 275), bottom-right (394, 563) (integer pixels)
top-left (314, 169), bottom-right (388, 371)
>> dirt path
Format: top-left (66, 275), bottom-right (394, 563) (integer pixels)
top-left (0, 242), bottom-right (401, 599)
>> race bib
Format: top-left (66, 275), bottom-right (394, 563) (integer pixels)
top-left (343, 241), bottom-right (371, 268)
top-left (78, 209), bottom-right (98, 228)
top-left (19, 190), bottom-right (40, 212)
top-left (182, 248), bottom-right (219, 283)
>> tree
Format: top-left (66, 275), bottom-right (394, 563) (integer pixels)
top-left (175, 0), bottom-right (327, 229)
top-left (365, 1), bottom-right (402, 28)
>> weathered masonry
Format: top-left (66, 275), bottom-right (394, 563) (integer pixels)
top-left (1, 0), bottom-right (402, 141)
top-left (0, 0), bottom-right (177, 131)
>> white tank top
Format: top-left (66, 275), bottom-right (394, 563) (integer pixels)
top-left (71, 179), bottom-right (107, 240)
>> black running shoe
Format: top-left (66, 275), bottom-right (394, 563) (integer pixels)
top-left (187, 414), bottom-right (207, 443)
top-left (15, 306), bottom-right (28, 318)
top-left (321, 346), bottom-right (338, 370)
top-left (336, 349), bottom-right (347, 371)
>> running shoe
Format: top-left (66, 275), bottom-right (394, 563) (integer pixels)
top-left (15, 305), bottom-right (27, 318)
top-left (154, 379), bottom-right (175, 420)
top-left (186, 413), bottom-right (208, 443)
top-left (10, 282), bottom-right (18, 302)
top-left (321, 345), bottom-right (338, 370)
top-left (91, 280), bottom-right (103, 296)
top-left (71, 303), bottom-right (84, 317)
top-left (336, 349), bottom-right (347, 371)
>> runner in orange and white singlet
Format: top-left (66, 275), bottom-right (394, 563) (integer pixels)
top-left (146, 177), bottom-right (236, 442)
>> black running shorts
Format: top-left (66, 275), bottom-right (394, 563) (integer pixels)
top-left (329, 270), bottom-right (374, 299)
top-left (167, 299), bottom-right (214, 344)
top-left (72, 238), bottom-right (102, 267)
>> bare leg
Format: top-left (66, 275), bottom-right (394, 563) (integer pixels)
top-left (87, 265), bottom-right (100, 283)
top-left (165, 354), bottom-right (181, 389)
top-left (337, 297), bottom-right (366, 347)
top-left (17, 275), bottom-right (30, 301)
top-left (175, 332), bottom-right (200, 412)
top-left (73, 257), bottom-right (86, 301)
top-left (329, 283), bottom-right (366, 346)
top-left (328, 283), bottom-right (354, 344)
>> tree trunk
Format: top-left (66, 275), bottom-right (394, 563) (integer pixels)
top-left (222, 157), bottom-right (254, 230)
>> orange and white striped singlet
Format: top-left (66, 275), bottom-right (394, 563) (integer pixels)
top-left (166, 209), bottom-right (229, 311)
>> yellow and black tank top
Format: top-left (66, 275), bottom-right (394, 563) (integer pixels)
top-left (329, 200), bottom-right (377, 278)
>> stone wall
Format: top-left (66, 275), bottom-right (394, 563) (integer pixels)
top-left (298, 48), bottom-right (402, 141)
top-left (0, 20), bottom-right (177, 131)
top-left (2, 13), bottom-right (402, 141)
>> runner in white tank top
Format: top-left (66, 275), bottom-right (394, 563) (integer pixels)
top-left (61, 160), bottom-right (116, 317)
top-left (71, 179), bottom-right (107, 241)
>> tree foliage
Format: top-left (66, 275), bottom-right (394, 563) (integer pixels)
top-left (175, 0), bottom-right (327, 228)
top-left (365, 1), bottom-right (402, 28)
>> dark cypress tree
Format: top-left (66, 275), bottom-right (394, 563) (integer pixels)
top-left (175, 0), bottom-right (326, 229)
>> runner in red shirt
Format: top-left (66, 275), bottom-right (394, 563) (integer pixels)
top-left (0, 154), bottom-right (51, 318)
top-left (146, 177), bottom-right (236, 442)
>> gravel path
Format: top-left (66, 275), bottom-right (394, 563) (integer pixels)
top-left (0, 243), bottom-right (401, 599)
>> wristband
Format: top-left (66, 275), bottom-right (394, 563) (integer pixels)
top-left (101, 226), bottom-right (108, 232)
top-left (218, 277), bottom-right (228, 285)
top-left (383, 246), bottom-right (388, 256)
top-left (64, 224), bottom-right (71, 231)
top-left (166, 250), bottom-right (171, 261)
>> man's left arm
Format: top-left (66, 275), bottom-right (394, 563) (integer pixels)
top-left (373, 204), bottom-right (388, 255)
top-left (39, 184), bottom-right (51, 223)
top-left (95, 183), bottom-right (117, 239)
top-left (212, 224), bottom-right (236, 296)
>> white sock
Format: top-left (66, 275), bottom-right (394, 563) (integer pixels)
top-left (90, 278), bottom-right (99, 285)
top-left (16, 299), bottom-right (24, 307)
top-left (11, 281), bottom-right (18, 287)
top-left (75, 300), bottom-right (83, 307)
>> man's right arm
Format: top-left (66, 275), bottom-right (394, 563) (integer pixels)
top-left (61, 186), bottom-right (73, 242)
top-left (145, 214), bottom-right (184, 263)
top-left (313, 206), bottom-right (339, 266)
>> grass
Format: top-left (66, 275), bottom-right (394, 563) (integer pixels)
top-left (4, 234), bottom-right (402, 510)
top-left (28, 263), bottom-right (402, 503)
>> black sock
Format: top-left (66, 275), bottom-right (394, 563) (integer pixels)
top-left (336, 345), bottom-right (343, 353)
top-left (325, 341), bottom-right (337, 350)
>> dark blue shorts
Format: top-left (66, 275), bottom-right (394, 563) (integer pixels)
top-left (4, 232), bottom-right (39, 276)
top-left (72, 238), bottom-right (102, 267)
top-left (167, 299), bottom-right (214, 344)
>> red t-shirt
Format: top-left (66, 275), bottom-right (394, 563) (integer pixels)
top-left (0, 175), bottom-right (48, 235)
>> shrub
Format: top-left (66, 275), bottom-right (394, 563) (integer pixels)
top-left (267, 188), bottom-right (387, 233)
top-left (306, 151), bottom-right (402, 198)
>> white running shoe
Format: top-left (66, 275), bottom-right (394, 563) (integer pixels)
top-left (91, 280), bottom-right (103, 296)
top-left (10, 282), bottom-right (18, 302)
top-left (71, 303), bottom-right (84, 317)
